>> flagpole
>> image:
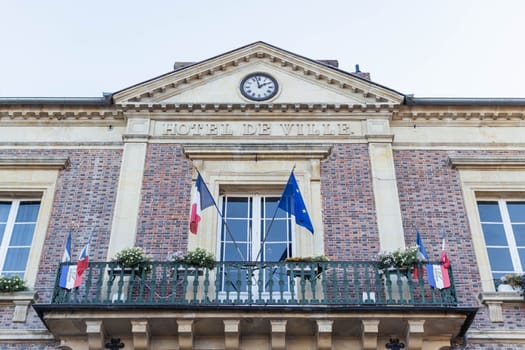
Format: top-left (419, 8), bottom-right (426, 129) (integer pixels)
top-left (253, 167), bottom-right (297, 263)
top-left (193, 168), bottom-right (246, 262)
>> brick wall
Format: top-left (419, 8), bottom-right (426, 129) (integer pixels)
top-left (136, 144), bottom-right (193, 260)
top-left (0, 148), bottom-right (122, 332)
top-left (321, 144), bottom-right (379, 260)
top-left (394, 149), bottom-right (525, 336)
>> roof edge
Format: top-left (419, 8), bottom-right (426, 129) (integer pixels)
top-left (0, 94), bottom-right (113, 106)
top-left (405, 96), bottom-right (525, 106)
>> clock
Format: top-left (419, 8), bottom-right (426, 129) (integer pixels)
top-left (240, 73), bottom-right (278, 101)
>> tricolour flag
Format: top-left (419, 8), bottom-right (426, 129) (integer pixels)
top-left (430, 234), bottom-right (451, 289)
top-left (73, 240), bottom-right (89, 288)
top-left (417, 230), bottom-right (451, 289)
top-left (59, 231), bottom-right (77, 289)
top-left (189, 173), bottom-right (216, 234)
top-left (277, 171), bottom-right (314, 234)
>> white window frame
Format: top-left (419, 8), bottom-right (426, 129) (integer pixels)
top-left (0, 199), bottom-right (41, 277)
top-left (477, 199), bottom-right (525, 280)
top-left (0, 156), bottom-right (67, 287)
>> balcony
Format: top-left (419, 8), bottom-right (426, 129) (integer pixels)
top-left (51, 260), bottom-right (457, 306)
top-left (36, 261), bottom-right (474, 349)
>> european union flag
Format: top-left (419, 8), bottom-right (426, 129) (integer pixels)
top-left (278, 171), bottom-right (314, 234)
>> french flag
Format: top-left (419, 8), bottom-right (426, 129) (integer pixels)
top-left (74, 241), bottom-right (89, 288)
top-left (429, 234), bottom-right (451, 289)
top-left (189, 173), bottom-right (216, 234)
top-left (417, 231), bottom-right (451, 289)
top-left (59, 231), bottom-right (77, 289)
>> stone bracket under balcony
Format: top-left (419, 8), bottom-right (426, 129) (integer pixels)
top-left (34, 305), bottom-right (477, 350)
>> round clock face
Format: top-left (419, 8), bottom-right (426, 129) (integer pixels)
top-left (240, 73), bottom-right (278, 101)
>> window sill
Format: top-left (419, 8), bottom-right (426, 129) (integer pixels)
top-left (0, 290), bottom-right (38, 323)
top-left (479, 291), bottom-right (524, 323)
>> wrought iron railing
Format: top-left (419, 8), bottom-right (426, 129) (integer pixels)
top-left (52, 261), bottom-right (457, 306)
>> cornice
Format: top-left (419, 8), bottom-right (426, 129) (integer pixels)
top-left (394, 105), bottom-right (525, 121)
top-left (0, 109), bottom-right (124, 122)
top-left (449, 155), bottom-right (525, 169)
top-left (0, 156), bottom-right (70, 169)
top-left (183, 143), bottom-right (332, 160)
top-left (117, 102), bottom-right (397, 114)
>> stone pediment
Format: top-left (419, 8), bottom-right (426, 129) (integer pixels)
top-left (113, 42), bottom-right (404, 106)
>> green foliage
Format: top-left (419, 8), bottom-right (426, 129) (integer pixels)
top-left (285, 255), bottom-right (329, 262)
top-left (501, 273), bottom-right (525, 288)
top-left (114, 247), bottom-right (152, 271)
top-left (377, 246), bottom-right (420, 270)
top-left (0, 275), bottom-right (27, 293)
top-left (170, 248), bottom-right (216, 270)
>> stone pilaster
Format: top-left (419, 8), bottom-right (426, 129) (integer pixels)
top-left (366, 118), bottom-right (405, 250)
top-left (107, 117), bottom-right (149, 257)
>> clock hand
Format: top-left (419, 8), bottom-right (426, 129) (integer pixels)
top-left (254, 76), bottom-right (262, 88)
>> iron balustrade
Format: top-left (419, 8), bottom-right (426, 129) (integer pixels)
top-left (52, 261), bottom-right (457, 306)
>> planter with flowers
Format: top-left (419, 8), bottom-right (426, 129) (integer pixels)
top-left (285, 255), bottom-right (329, 280)
top-left (0, 275), bottom-right (27, 293)
top-left (170, 248), bottom-right (216, 276)
top-left (497, 273), bottom-right (525, 293)
top-left (377, 246), bottom-right (420, 274)
top-left (111, 247), bottom-right (153, 277)
top-left (377, 247), bottom-right (421, 302)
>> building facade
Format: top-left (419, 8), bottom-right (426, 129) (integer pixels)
top-left (0, 42), bottom-right (524, 349)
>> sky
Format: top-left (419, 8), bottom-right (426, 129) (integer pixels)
top-left (1, 0), bottom-right (524, 98)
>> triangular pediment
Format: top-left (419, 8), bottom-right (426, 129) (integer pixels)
top-left (113, 42), bottom-right (404, 105)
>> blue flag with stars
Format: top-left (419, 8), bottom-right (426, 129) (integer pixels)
top-left (278, 171), bottom-right (314, 234)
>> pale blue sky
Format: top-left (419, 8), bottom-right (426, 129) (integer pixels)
top-left (1, 0), bottom-right (524, 98)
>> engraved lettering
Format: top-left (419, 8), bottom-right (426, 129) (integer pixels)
top-left (207, 123), bottom-right (218, 135)
top-left (191, 124), bottom-right (203, 136)
top-left (243, 123), bottom-right (256, 135)
top-left (259, 123), bottom-right (271, 135)
top-left (322, 123), bottom-right (335, 135)
top-left (221, 123), bottom-right (233, 135)
top-left (174, 123), bottom-right (188, 135)
top-left (281, 123), bottom-right (294, 136)
top-left (296, 123), bottom-right (304, 135)
top-left (338, 123), bottom-right (352, 135)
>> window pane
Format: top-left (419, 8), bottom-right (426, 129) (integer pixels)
top-left (264, 198), bottom-right (287, 219)
top-left (487, 248), bottom-right (513, 271)
top-left (507, 202), bottom-right (525, 222)
top-left (15, 202), bottom-right (40, 222)
top-left (263, 220), bottom-right (288, 242)
top-left (3, 248), bottom-right (30, 272)
top-left (478, 202), bottom-right (501, 222)
top-left (0, 202), bottom-right (11, 222)
top-left (10, 223), bottom-right (36, 246)
top-left (482, 223), bottom-right (508, 245)
top-left (223, 220), bottom-right (249, 242)
top-left (0, 224), bottom-right (5, 243)
top-left (512, 224), bottom-right (525, 246)
top-left (225, 198), bottom-right (249, 218)
top-left (223, 242), bottom-right (248, 261)
top-left (264, 243), bottom-right (288, 261)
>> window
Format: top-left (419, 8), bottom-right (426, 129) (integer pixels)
top-left (477, 200), bottom-right (525, 283)
top-left (219, 195), bottom-right (293, 293)
top-left (220, 195), bottom-right (293, 262)
top-left (0, 200), bottom-right (41, 278)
